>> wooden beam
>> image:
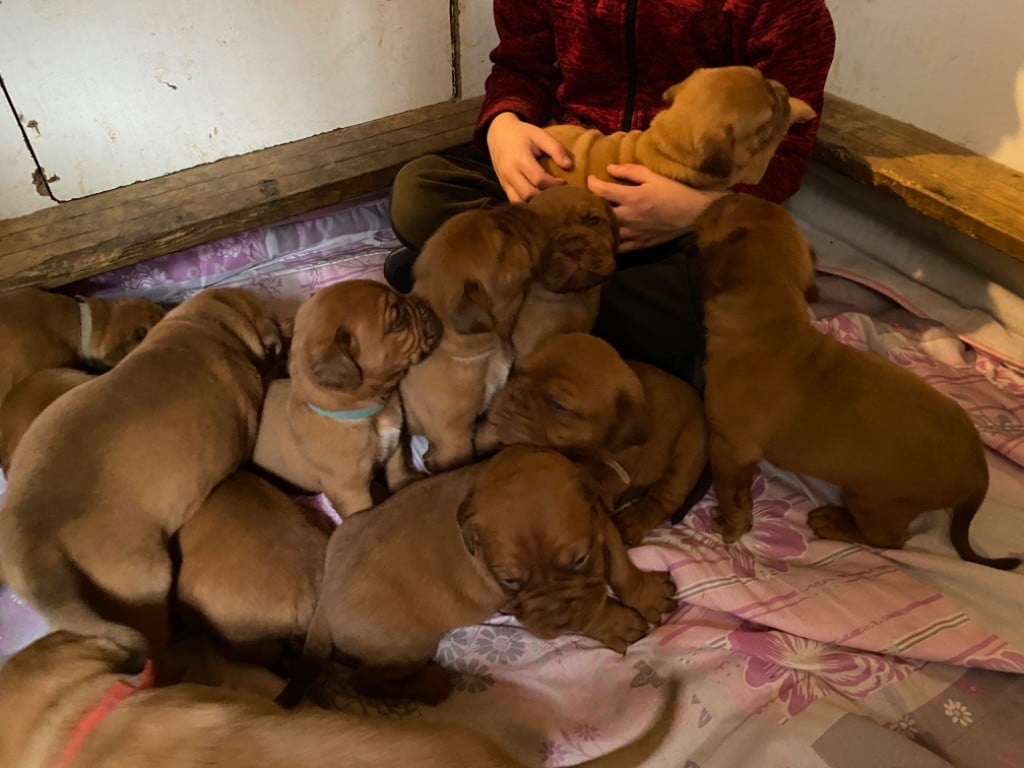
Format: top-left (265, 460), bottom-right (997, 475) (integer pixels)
top-left (0, 97), bottom-right (483, 291)
top-left (814, 93), bottom-right (1024, 262)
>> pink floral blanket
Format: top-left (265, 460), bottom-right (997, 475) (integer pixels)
top-left (2, 200), bottom-right (1023, 768)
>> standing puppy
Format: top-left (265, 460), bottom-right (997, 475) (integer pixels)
top-left (400, 204), bottom-right (547, 472)
top-left (511, 186), bottom-right (619, 358)
top-left (481, 333), bottom-right (709, 545)
top-left (0, 288), bottom-right (284, 659)
top-left (696, 194), bottom-right (1018, 570)
top-left (0, 287), bottom-right (164, 404)
top-left (253, 281), bottom-right (441, 514)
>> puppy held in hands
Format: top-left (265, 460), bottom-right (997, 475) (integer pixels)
top-left (696, 193), bottom-right (1018, 570)
top-left (0, 287), bottom-right (165, 405)
top-left (511, 186), bottom-right (619, 359)
top-left (481, 333), bottom-right (709, 545)
top-left (253, 281), bottom-right (441, 515)
top-left (0, 287), bottom-right (284, 659)
top-left (543, 65), bottom-right (816, 190)
top-left (175, 470), bottom-right (331, 667)
top-left (285, 446), bottom-right (676, 706)
top-left (400, 203), bottom-right (548, 473)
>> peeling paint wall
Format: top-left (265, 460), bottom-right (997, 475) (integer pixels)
top-left (0, 103), bottom-right (53, 218)
top-left (826, 0), bottom-right (1024, 172)
top-left (458, 0), bottom-right (498, 98)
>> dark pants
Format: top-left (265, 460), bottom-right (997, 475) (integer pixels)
top-left (388, 145), bottom-right (705, 384)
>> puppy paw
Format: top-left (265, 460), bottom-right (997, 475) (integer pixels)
top-left (807, 505), bottom-right (860, 542)
top-left (588, 603), bottom-right (651, 653)
top-left (613, 498), bottom-right (666, 547)
top-left (628, 570), bottom-right (678, 624)
top-left (712, 512), bottom-right (752, 544)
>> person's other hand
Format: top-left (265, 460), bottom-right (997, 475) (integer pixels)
top-left (588, 164), bottom-right (727, 252)
top-left (486, 112), bottom-right (573, 203)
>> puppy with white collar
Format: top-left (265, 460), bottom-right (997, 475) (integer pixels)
top-left (253, 280), bottom-right (442, 516)
top-left (0, 287), bottom-right (165, 406)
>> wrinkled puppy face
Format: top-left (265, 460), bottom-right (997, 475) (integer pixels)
top-left (527, 186), bottom-right (619, 292)
top-left (486, 333), bottom-right (649, 458)
top-left (457, 446), bottom-right (612, 638)
top-left (91, 297), bottom-right (166, 369)
top-left (290, 280), bottom-right (441, 401)
top-left (168, 288), bottom-right (285, 367)
top-left (656, 65), bottom-right (816, 186)
top-left (695, 193), bottom-right (818, 300)
top-left (412, 205), bottom-right (543, 336)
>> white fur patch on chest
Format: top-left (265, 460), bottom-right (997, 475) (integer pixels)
top-left (481, 349), bottom-right (513, 413)
top-left (376, 424), bottom-right (401, 462)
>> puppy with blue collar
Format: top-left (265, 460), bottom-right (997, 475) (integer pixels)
top-left (253, 280), bottom-right (442, 517)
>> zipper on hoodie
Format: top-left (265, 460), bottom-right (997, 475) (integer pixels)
top-left (621, 0), bottom-right (639, 131)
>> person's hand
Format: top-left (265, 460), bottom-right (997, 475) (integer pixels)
top-left (486, 112), bottom-right (573, 203)
top-left (587, 164), bottom-right (727, 252)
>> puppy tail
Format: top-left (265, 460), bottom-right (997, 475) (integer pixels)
top-left (575, 678), bottom-right (681, 768)
top-left (274, 599), bottom-right (334, 709)
top-left (950, 487), bottom-right (1021, 571)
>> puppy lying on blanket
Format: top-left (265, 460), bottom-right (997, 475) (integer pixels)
top-left (511, 186), bottom-right (619, 358)
top-left (253, 281), bottom-right (441, 514)
top-left (696, 193), bottom-right (1020, 570)
top-left (0, 288), bottom-right (285, 659)
top-left (283, 445), bottom-right (677, 706)
top-left (542, 66), bottom-right (816, 190)
top-left (0, 287), bottom-right (164, 405)
top-left (479, 333), bottom-right (709, 545)
top-left (400, 202), bottom-right (548, 472)
top-left (0, 631), bottom-right (677, 768)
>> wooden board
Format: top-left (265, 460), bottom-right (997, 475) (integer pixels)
top-left (814, 93), bottom-right (1024, 263)
top-left (0, 97), bottom-right (483, 291)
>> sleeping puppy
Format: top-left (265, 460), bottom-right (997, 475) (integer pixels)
top-left (479, 333), bottom-right (709, 545)
top-left (175, 470), bottom-right (331, 667)
top-left (400, 203), bottom-right (548, 473)
top-left (0, 631), bottom-right (677, 768)
top-left (253, 281), bottom-right (441, 514)
top-left (285, 446), bottom-right (677, 706)
top-left (695, 193), bottom-right (1019, 570)
top-left (0, 287), bottom-right (165, 405)
top-left (0, 367), bottom-right (95, 474)
top-left (0, 287), bottom-right (285, 660)
top-left (542, 66), bottom-right (816, 190)
top-left (511, 186), bottom-right (619, 358)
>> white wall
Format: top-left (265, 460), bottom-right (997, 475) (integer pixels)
top-left (0, 0), bottom-right (452, 218)
top-left (0, 108), bottom-right (51, 217)
top-left (825, 0), bottom-right (1024, 172)
top-left (458, 0), bottom-right (498, 98)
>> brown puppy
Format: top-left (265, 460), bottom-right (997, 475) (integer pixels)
top-left (175, 470), bottom-right (331, 666)
top-left (0, 287), bottom-right (165, 405)
top-left (400, 203), bottom-right (548, 473)
top-left (253, 281), bottom-right (441, 514)
top-left (288, 445), bottom-right (677, 706)
top-left (0, 287), bottom-right (284, 659)
top-left (542, 66), bottom-right (816, 190)
top-left (0, 631), bottom-right (676, 768)
top-left (0, 367), bottom-right (95, 474)
top-left (511, 186), bottom-right (620, 358)
top-left (480, 333), bottom-right (709, 545)
top-left (696, 193), bottom-right (1019, 570)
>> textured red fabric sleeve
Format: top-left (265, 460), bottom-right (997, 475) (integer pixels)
top-left (731, 0), bottom-right (836, 202)
top-left (474, 0), bottom-right (560, 146)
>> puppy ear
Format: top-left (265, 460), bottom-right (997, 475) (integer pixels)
top-left (457, 493), bottom-right (480, 555)
top-left (787, 97), bottom-right (817, 125)
top-left (451, 279), bottom-right (496, 335)
top-left (605, 388), bottom-right (651, 452)
top-left (313, 328), bottom-right (362, 390)
top-left (694, 125), bottom-right (736, 179)
top-left (662, 82), bottom-right (683, 105)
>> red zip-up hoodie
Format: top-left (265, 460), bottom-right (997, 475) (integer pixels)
top-left (476, 0), bottom-right (836, 202)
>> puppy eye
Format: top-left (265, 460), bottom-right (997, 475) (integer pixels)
top-left (388, 306), bottom-right (409, 334)
top-left (584, 212), bottom-right (604, 226)
top-left (570, 553), bottom-right (590, 571)
top-left (497, 576), bottom-right (522, 592)
top-left (546, 396), bottom-right (571, 415)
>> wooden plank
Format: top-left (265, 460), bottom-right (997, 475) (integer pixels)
top-left (0, 97), bottom-right (483, 290)
top-left (814, 93), bottom-right (1024, 262)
